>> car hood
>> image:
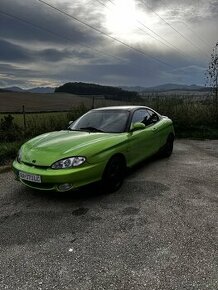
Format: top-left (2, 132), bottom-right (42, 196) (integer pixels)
top-left (21, 130), bottom-right (127, 166)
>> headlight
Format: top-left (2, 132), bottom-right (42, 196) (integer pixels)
top-left (17, 149), bottom-right (22, 163)
top-left (51, 157), bottom-right (86, 169)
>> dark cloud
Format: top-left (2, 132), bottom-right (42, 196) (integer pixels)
top-left (0, 39), bottom-right (32, 62)
top-left (208, 0), bottom-right (218, 17)
top-left (37, 48), bottom-right (94, 62)
top-left (38, 48), bottom-right (69, 62)
top-left (0, 39), bottom-right (96, 63)
top-left (0, 0), bottom-right (102, 45)
top-left (0, 63), bottom-right (43, 78)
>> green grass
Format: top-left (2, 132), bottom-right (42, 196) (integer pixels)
top-left (0, 141), bottom-right (23, 165)
top-left (141, 98), bottom-right (218, 138)
top-left (3, 112), bottom-right (68, 126)
top-left (0, 104), bottom-right (88, 140)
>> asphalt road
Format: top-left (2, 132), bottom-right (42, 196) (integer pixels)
top-left (0, 140), bottom-right (217, 290)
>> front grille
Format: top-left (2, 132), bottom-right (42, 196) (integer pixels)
top-left (21, 179), bottom-right (55, 190)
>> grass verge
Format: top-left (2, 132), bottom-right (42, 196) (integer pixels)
top-left (0, 141), bottom-right (23, 166)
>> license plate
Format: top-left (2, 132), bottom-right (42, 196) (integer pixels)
top-left (19, 171), bottom-right (41, 183)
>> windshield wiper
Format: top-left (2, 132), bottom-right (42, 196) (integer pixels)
top-left (80, 127), bottom-right (104, 132)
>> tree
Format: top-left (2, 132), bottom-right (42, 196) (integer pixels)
top-left (0, 114), bottom-right (14, 131)
top-left (206, 42), bottom-right (218, 111)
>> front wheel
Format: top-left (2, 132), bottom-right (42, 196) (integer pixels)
top-left (102, 156), bottom-right (126, 193)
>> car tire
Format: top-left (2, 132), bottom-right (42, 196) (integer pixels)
top-left (161, 134), bottom-right (174, 157)
top-left (102, 155), bottom-right (126, 193)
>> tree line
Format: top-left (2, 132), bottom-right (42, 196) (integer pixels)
top-left (55, 82), bottom-right (141, 101)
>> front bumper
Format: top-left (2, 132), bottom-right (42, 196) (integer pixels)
top-left (13, 160), bottom-right (105, 191)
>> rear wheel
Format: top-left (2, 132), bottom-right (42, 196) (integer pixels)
top-left (161, 135), bottom-right (174, 157)
top-left (102, 156), bottom-right (126, 193)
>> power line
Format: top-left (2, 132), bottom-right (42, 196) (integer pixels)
top-left (180, 21), bottom-right (212, 51)
top-left (36, 0), bottom-right (175, 68)
top-left (107, 0), bottom-right (115, 6)
top-left (95, 0), bottom-right (108, 9)
top-left (157, 0), bottom-right (212, 50)
top-left (140, 0), bottom-right (210, 57)
top-left (0, 9), bottom-right (126, 63)
top-left (136, 19), bottom-right (186, 56)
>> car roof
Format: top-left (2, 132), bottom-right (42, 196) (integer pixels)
top-left (93, 106), bottom-right (150, 112)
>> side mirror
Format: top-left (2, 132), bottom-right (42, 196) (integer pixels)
top-left (68, 120), bottom-right (74, 126)
top-left (130, 122), bottom-right (146, 132)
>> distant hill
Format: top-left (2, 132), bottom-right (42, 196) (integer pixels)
top-left (27, 87), bottom-right (55, 93)
top-left (144, 83), bottom-right (206, 92)
top-left (1, 83), bottom-right (210, 95)
top-left (121, 86), bottom-right (147, 92)
top-left (55, 82), bottom-right (140, 101)
top-left (1, 86), bottom-right (54, 93)
top-left (2, 86), bottom-right (24, 92)
top-left (122, 83), bottom-right (209, 93)
top-left (0, 88), bottom-right (12, 93)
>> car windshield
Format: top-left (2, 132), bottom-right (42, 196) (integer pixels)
top-left (69, 109), bottom-right (130, 133)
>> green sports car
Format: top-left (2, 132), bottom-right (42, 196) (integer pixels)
top-left (13, 106), bottom-right (175, 192)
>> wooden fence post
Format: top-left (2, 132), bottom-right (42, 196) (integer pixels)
top-left (91, 96), bottom-right (95, 109)
top-left (22, 105), bottom-right (26, 130)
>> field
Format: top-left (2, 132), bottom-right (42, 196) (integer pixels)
top-left (0, 91), bottom-right (217, 165)
top-left (0, 92), bottom-right (125, 112)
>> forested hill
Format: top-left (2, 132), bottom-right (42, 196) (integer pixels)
top-left (55, 82), bottom-right (140, 101)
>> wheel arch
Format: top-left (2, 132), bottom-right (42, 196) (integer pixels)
top-left (101, 153), bottom-right (127, 192)
top-left (102, 153), bottom-right (127, 177)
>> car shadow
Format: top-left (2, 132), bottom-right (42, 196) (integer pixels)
top-left (126, 152), bottom-right (161, 177)
top-left (26, 181), bottom-right (104, 202)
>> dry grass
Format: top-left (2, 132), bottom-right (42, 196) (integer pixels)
top-left (0, 92), bottom-right (126, 112)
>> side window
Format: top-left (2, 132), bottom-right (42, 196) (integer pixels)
top-left (131, 109), bottom-right (150, 125)
top-left (146, 109), bottom-right (159, 125)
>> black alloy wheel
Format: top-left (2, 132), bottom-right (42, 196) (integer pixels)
top-left (102, 156), bottom-right (126, 193)
top-left (161, 135), bottom-right (174, 157)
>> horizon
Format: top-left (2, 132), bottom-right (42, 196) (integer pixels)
top-left (1, 81), bottom-right (209, 92)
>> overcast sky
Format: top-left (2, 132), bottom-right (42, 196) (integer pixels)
top-left (0, 0), bottom-right (217, 88)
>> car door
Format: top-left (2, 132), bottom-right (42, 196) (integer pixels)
top-left (146, 109), bottom-right (166, 148)
top-left (127, 109), bottom-right (161, 166)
